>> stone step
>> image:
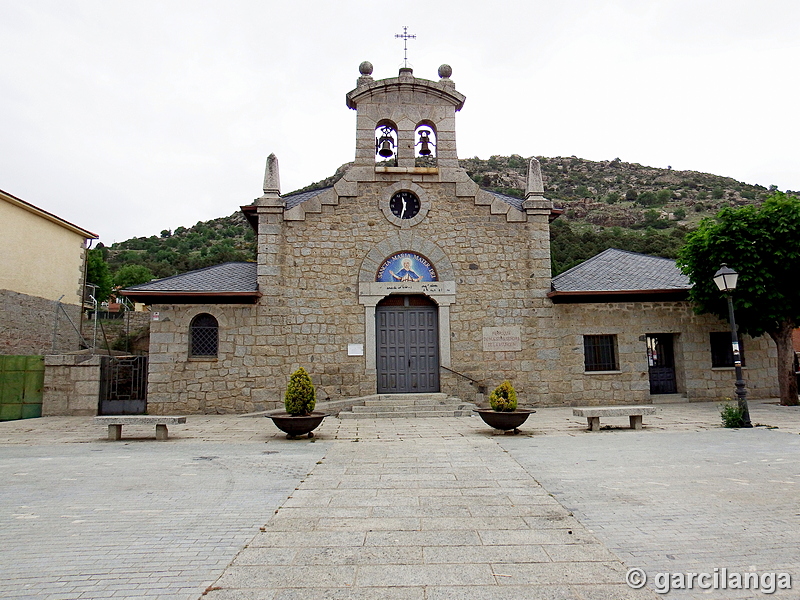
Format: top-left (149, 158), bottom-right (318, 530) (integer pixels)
top-left (339, 409), bottom-right (474, 419)
top-left (337, 394), bottom-right (476, 419)
top-left (363, 393), bottom-right (449, 405)
top-left (351, 403), bottom-right (467, 413)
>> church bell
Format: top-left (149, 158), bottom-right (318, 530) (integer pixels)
top-left (417, 129), bottom-right (433, 156)
top-left (376, 126), bottom-right (396, 158)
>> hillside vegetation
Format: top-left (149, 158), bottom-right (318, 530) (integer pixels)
top-left (102, 156), bottom-right (785, 281)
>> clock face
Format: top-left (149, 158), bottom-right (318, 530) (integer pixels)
top-left (389, 191), bottom-right (421, 220)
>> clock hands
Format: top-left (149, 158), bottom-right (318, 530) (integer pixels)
top-left (399, 197), bottom-right (407, 219)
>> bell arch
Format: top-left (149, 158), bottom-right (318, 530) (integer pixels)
top-left (415, 121), bottom-right (437, 165)
top-left (375, 120), bottom-right (398, 165)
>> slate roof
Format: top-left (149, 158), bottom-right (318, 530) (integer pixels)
top-left (550, 249), bottom-right (691, 296)
top-left (284, 187), bottom-right (332, 210)
top-left (484, 189), bottom-right (524, 211)
top-left (121, 262), bottom-right (259, 303)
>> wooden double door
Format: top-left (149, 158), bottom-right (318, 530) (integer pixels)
top-left (376, 295), bottom-right (440, 394)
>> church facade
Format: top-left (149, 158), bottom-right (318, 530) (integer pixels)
top-left (124, 63), bottom-right (778, 414)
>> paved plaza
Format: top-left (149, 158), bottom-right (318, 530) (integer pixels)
top-left (1, 400), bottom-right (799, 599)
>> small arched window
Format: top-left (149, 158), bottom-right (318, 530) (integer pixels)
top-left (189, 313), bottom-right (218, 358)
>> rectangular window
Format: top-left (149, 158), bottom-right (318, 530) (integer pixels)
top-left (584, 335), bottom-right (619, 371)
top-left (710, 332), bottom-right (745, 367)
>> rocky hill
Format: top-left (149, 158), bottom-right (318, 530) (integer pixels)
top-left (104, 156), bottom-right (783, 278)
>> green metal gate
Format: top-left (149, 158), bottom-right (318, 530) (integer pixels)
top-left (0, 355), bottom-right (44, 421)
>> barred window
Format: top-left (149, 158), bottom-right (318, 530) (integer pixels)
top-left (584, 335), bottom-right (619, 371)
top-left (710, 332), bottom-right (745, 367)
top-left (190, 313), bottom-right (218, 358)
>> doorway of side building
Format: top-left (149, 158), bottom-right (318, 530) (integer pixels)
top-left (376, 295), bottom-right (440, 393)
top-left (646, 333), bottom-right (677, 394)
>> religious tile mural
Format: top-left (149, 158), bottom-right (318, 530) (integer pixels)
top-left (376, 252), bottom-right (438, 282)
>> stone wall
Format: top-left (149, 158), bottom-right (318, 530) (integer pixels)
top-left (540, 301), bottom-right (777, 405)
top-left (42, 354), bottom-right (101, 416)
top-left (1, 289), bottom-right (84, 355)
top-left (147, 304), bottom-right (265, 414)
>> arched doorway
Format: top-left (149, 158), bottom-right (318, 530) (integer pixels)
top-left (376, 295), bottom-right (439, 393)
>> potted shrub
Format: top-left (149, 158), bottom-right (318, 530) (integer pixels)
top-left (476, 380), bottom-right (535, 433)
top-left (267, 367), bottom-right (328, 439)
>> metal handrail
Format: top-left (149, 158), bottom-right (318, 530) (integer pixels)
top-left (440, 365), bottom-right (487, 394)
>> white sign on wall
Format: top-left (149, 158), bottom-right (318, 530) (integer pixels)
top-left (482, 326), bottom-right (522, 352)
top-left (348, 344), bottom-right (364, 356)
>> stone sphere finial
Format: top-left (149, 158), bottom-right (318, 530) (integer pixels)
top-left (359, 61), bottom-right (374, 76)
top-left (438, 64), bottom-right (452, 79)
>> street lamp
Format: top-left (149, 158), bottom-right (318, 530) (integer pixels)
top-left (713, 264), bottom-right (752, 427)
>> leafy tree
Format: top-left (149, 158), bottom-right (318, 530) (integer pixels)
top-left (113, 265), bottom-right (154, 289)
top-left (656, 189), bottom-right (673, 204)
top-left (677, 193), bottom-right (800, 406)
top-left (604, 191), bottom-right (621, 204)
top-left (86, 248), bottom-right (113, 302)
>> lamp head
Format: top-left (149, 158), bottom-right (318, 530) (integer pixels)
top-left (713, 264), bottom-right (739, 292)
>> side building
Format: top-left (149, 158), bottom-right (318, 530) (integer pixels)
top-left (0, 189), bottom-right (98, 355)
top-left (123, 63), bottom-right (777, 413)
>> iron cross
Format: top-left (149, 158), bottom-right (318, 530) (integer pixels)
top-left (395, 26), bottom-right (416, 68)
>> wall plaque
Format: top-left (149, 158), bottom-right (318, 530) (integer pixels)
top-left (483, 326), bottom-right (522, 352)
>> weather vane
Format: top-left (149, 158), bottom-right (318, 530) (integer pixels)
top-left (395, 26), bottom-right (416, 68)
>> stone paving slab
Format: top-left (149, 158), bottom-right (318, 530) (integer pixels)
top-left (0, 441), bottom-right (326, 600)
top-left (501, 426), bottom-right (800, 598)
top-left (1, 399), bottom-right (799, 599)
top-left (205, 435), bottom-right (658, 600)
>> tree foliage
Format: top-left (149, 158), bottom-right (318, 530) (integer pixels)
top-left (550, 220), bottom-right (686, 275)
top-left (677, 192), bottom-right (800, 405)
top-left (113, 264), bottom-right (154, 289)
top-left (86, 248), bottom-right (113, 302)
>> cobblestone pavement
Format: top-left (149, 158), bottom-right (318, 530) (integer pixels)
top-left (0, 438), bottom-right (327, 600)
top-left (1, 400), bottom-right (798, 599)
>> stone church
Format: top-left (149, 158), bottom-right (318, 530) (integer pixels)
top-left (123, 62), bottom-right (778, 414)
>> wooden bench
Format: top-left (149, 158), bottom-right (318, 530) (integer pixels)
top-left (572, 406), bottom-right (656, 432)
top-left (94, 416), bottom-right (187, 441)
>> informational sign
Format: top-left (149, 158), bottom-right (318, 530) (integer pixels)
top-left (376, 252), bottom-right (438, 283)
top-left (482, 326), bottom-right (522, 352)
top-left (348, 344), bottom-right (364, 356)
top-left (151, 312), bottom-right (160, 322)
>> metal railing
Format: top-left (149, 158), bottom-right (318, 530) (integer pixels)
top-left (440, 365), bottom-right (487, 406)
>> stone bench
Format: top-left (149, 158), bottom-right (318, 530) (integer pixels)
top-left (572, 406), bottom-right (656, 432)
top-left (94, 416), bottom-right (187, 441)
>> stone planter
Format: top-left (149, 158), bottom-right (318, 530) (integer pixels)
top-left (476, 408), bottom-right (535, 433)
top-left (267, 411), bottom-right (328, 439)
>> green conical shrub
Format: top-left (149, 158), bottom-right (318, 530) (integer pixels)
top-left (489, 380), bottom-right (518, 412)
top-left (284, 367), bottom-right (316, 416)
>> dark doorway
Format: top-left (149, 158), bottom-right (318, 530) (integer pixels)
top-left (646, 334), bottom-right (677, 394)
top-left (98, 356), bottom-right (148, 415)
top-left (376, 295), bottom-right (439, 393)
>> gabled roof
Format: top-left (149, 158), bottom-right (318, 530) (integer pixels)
top-left (121, 262), bottom-right (259, 304)
top-left (549, 248), bottom-right (691, 303)
top-left (1, 188), bottom-right (98, 239)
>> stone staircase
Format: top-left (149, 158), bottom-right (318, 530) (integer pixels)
top-left (337, 393), bottom-right (476, 419)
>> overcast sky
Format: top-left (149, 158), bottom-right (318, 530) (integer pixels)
top-left (1, 1), bottom-right (798, 245)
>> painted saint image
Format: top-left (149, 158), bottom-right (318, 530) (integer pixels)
top-left (390, 258), bottom-right (421, 282)
top-left (376, 252), bottom-right (438, 283)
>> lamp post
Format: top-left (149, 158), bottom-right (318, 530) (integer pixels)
top-left (713, 264), bottom-right (752, 427)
